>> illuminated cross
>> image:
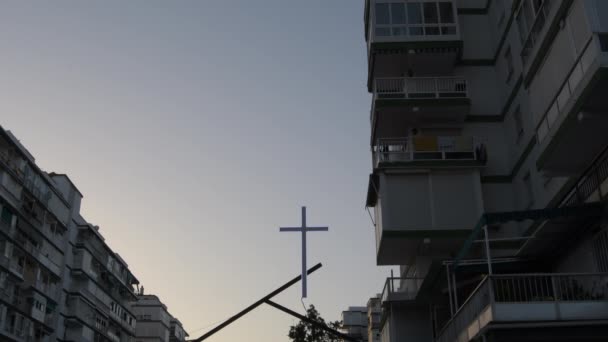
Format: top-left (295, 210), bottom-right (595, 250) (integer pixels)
top-left (279, 206), bottom-right (328, 298)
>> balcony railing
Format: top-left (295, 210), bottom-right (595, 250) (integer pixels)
top-left (374, 77), bottom-right (467, 100)
top-left (536, 38), bottom-right (597, 144)
top-left (561, 145), bottom-right (608, 208)
top-left (18, 239), bottom-right (62, 276)
top-left (373, 136), bottom-right (483, 168)
top-left (381, 277), bottom-right (424, 303)
top-left (436, 273), bottom-right (608, 342)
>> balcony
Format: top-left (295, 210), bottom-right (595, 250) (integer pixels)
top-left (436, 273), bottom-right (608, 342)
top-left (365, 0), bottom-right (462, 87)
top-left (371, 77), bottom-right (470, 142)
top-left (381, 277), bottom-right (424, 304)
top-left (18, 239), bottom-right (62, 277)
top-left (367, 165), bottom-right (483, 265)
top-left (372, 136), bottom-right (485, 169)
top-left (536, 35), bottom-right (608, 175)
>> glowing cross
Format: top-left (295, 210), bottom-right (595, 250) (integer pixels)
top-left (279, 206), bottom-right (328, 298)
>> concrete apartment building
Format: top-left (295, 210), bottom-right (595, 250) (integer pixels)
top-left (132, 294), bottom-right (188, 342)
top-left (366, 295), bottom-right (381, 342)
top-left (363, 0), bottom-right (608, 341)
top-left (341, 306), bottom-right (369, 341)
top-left (0, 125), bottom-right (186, 342)
top-left (169, 318), bottom-right (188, 342)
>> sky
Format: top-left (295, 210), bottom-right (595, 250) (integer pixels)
top-left (0, 1), bottom-right (393, 341)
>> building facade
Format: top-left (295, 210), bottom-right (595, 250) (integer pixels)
top-left (341, 306), bottom-right (369, 342)
top-left (0, 126), bottom-right (187, 342)
top-left (363, 0), bottom-right (608, 341)
top-left (132, 294), bottom-right (188, 342)
top-left (367, 295), bottom-right (381, 342)
top-left (169, 318), bottom-right (188, 342)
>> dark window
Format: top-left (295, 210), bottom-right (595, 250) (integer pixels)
top-left (439, 2), bottom-right (454, 23)
top-left (407, 3), bottom-right (423, 24)
top-left (423, 3), bottom-right (439, 24)
top-left (391, 3), bottom-right (406, 24)
top-left (375, 3), bottom-right (390, 25)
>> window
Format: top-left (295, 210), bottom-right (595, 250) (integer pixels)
top-left (523, 172), bottom-right (534, 208)
top-left (374, 1), bottom-right (456, 38)
top-left (1, 206), bottom-right (14, 226)
top-left (513, 107), bottom-right (524, 141)
top-left (504, 46), bottom-right (514, 84)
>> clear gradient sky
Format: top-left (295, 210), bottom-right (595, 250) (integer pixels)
top-left (0, 2), bottom-right (393, 341)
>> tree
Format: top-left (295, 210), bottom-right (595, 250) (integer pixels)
top-left (288, 305), bottom-right (343, 342)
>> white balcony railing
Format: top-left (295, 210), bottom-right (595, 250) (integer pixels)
top-left (372, 136), bottom-right (483, 168)
top-left (436, 273), bottom-right (608, 342)
top-left (374, 77), bottom-right (467, 100)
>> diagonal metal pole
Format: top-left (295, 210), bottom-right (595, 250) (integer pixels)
top-left (191, 263), bottom-right (323, 342)
top-left (264, 300), bottom-right (361, 342)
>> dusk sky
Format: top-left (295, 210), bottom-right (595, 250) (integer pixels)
top-left (0, 2), bottom-right (393, 341)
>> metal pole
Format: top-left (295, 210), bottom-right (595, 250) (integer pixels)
top-left (451, 272), bottom-right (458, 309)
top-left (301, 206), bottom-right (307, 298)
top-left (483, 225), bottom-right (493, 275)
top-left (191, 263), bottom-right (323, 341)
top-left (446, 264), bottom-right (454, 315)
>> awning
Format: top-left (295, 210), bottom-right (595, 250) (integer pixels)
top-left (453, 202), bottom-right (605, 269)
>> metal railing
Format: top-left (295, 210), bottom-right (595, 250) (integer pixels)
top-left (372, 136), bottom-right (481, 167)
top-left (436, 273), bottom-right (608, 342)
top-left (561, 144), bottom-right (608, 207)
top-left (436, 276), bottom-right (491, 342)
top-left (374, 77), bottom-right (467, 99)
top-left (536, 38), bottom-right (597, 144)
top-left (381, 277), bottom-right (424, 303)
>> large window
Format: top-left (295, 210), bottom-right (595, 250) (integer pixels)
top-left (374, 1), bottom-right (457, 38)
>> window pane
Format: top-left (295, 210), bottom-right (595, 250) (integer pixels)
top-left (424, 3), bottom-right (439, 24)
top-left (392, 27), bottom-right (407, 36)
top-left (391, 3), bottom-right (406, 24)
top-left (409, 27), bottom-right (424, 36)
top-left (375, 3), bottom-right (390, 25)
top-left (407, 3), bottom-right (423, 24)
top-left (426, 26), bottom-right (440, 35)
top-left (439, 2), bottom-right (455, 23)
top-left (376, 27), bottom-right (391, 36)
top-left (441, 26), bottom-right (457, 35)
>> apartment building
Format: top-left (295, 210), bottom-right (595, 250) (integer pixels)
top-left (341, 306), bottom-right (369, 342)
top-left (132, 294), bottom-right (187, 342)
top-left (169, 318), bottom-right (188, 342)
top-left (363, 0), bottom-right (608, 341)
top-left (0, 125), bottom-right (187, 342)
top-left (367, 295), bottom-right (381, 342)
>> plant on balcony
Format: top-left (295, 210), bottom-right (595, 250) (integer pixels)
top-left (288, 305), bottom-right (342, 342)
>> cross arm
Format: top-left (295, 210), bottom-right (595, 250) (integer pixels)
top-left (279, 227), bottom-right (329, 232)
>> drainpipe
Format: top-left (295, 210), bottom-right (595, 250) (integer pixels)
top-left (446, 264), bottom-right (454, 316)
